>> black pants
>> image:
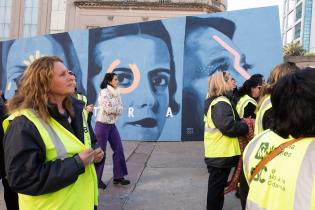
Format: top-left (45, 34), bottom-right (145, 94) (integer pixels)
top-left (207, 166), bottom-right (231, 210)
top-left (239, 168), bottom-right (249, 210)
top-left (2, 178), bottom-right (19, 210)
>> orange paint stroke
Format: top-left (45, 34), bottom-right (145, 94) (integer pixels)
top-left (212, 35), bottom-right (251, 80)
top-left (106, 59), bottom-right (141, 94)
top-left (107, 59), bottom-right (121, 73)
top-left (123, 64), bottom-right (140, 94)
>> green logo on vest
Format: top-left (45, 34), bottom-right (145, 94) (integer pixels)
top-left (255, 142), bottom-right (269, 160)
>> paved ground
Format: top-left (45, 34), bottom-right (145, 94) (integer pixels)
top-left (0, 141), bottom-right (242, 210)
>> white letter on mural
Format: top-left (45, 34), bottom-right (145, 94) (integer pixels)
top-left (128, 107), bottom-right (134, 118)
top-left (165, 107), bottom-right (173, 118)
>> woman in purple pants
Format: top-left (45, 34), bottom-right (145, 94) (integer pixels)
top-left (95, 73), bottom-right (130, 189)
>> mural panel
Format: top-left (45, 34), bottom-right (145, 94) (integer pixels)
top-left (0, 7), bottom-right (282, 141)
top-left (181, 7), bottom-right (282, 140)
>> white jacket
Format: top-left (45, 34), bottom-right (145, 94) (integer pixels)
top-left (96, 85), bottom-right (123, 124)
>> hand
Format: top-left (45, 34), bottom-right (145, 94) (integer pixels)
top-left (85, 104), bottom-right (94, 113)
top-left (78, 148), bottom-right (94, 166)
top-left (93, 148), bottom-right (104, 163)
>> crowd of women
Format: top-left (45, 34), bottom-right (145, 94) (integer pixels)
top-left (0, 54), bottom-right (314, 210)
top-left (205, 62), bottom-right (315, 210)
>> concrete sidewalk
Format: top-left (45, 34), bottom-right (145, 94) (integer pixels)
top-left (0, 141), bottom-right (242, 210)
top-left (98, 141), bottom-right (241, 210)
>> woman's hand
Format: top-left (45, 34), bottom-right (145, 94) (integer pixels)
top-left (93, 148), bottom-right (105, 163)
top-left (85, 104), bottom-right (94, 113)
top-left (79, 148), bottom-right (95, 166)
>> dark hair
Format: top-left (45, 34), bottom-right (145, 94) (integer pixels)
top-left (238, 75), bottom-right (263, 98)
top-left (186, 16), bottom-right (236, 39)
top-left (250, 74), bottom-right (264, 84)
top-left (271, 68), bottom-right (315, 138)
top-left (100, 73), bottom-right (116, 89)
top-left (88, 20), bottom-right (179, 114)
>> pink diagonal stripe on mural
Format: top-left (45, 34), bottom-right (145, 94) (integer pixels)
top-left (212, 35), bottom-right (251, 80)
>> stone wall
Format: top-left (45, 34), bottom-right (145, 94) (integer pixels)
top-left (284, 56), bottom-right (315, 68)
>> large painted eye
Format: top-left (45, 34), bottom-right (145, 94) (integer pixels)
top-left (106, 60), bottom-right (140, 94)
top-left (204, 57), bottom-right (232, 76)
top-left (113, 68), bottom-right (133, 88)
top-left (149, 69), bottom-right (170, 93)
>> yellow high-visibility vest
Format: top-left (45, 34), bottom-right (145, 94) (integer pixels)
top-left (204, 96), bottom-right (240, 158)
top-left (236, 94), bottom-right (257, 118)
top-left (254, 95), bottom-right (272, 135)
top-left (243, 130), bottom-right (315, 210)
top-left (3, 109), bottom-right (98, 210)
top-left (76, 93), bottom-right (87, 105)
top-left (75, 93), bottom-right (89, 131)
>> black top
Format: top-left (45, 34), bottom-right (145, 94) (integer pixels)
top-left (243, 102), bottom-right (256, 119)
top-left (0, 98), bottom-right (7, 178)
top-left (262, 108), bottom-right (273, 131)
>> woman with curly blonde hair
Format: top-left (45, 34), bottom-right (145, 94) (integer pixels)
top-left (204, 71), bottom-right (249, 210)
top-left (3, 56), bottom-right (104, 210)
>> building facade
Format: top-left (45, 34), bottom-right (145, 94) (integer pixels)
top-left (0, 0), bottom-right (227, 41)
top-left (0, 0), bottom-right (67, 41)
top-left (282, 0), bottom-right (315, 51)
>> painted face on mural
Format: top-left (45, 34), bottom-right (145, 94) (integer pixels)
top-left (93, 35), bottom-right (171, 140)
top-left (185, 27), bottom-right (250, 102)
top-left (5, 36), bottom-right (67, 98)
top-left (182, 25), bottom-right (251, 140)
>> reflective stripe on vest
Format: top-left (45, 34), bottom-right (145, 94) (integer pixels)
top-left (254, 95), bottom-right (271, 135)
top-left (40, 117), bottom-right (68, 160)
top-left (204, 96), bottom-right (240, 158)
top-left (4, 109), bottom-right (98, 210)
top-left (243, 130), bottom-right (315, 210)
top-left (204, 127), bottom-right (220, 132)
top-left (294, 140), bottom-right (315, 210)
top-left (246, 200), bottom-right (266, 210)
top-left (76, 93), bottom-right (89, 135)
top-left (236, 94), bottom-right (257, 118)
top-left (82, 109), bottom-right (91, 147)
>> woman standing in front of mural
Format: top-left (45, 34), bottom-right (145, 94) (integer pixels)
top-left (235, 74), bottom-right (264, 210)
top-left (88, 20), bottom-right (180, 141)
top-left (95, 73), bottom-right (130, 189)
top-left (204, 71), bottom-right (249, 210)
top-left (236, 74), bottom-right (264, 119)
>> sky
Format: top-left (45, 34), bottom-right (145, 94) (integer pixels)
top-left (227, 0), bottom-right (283, 12)
top-left (227, 0), bottom-right (284, 24)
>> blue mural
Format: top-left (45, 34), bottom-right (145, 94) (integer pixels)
top-left (0, 6), bottom-right (282, 141)
top-left (181, 7), bottom-right (283, 140)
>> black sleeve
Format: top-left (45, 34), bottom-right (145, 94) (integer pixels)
top-left (243, 102), bottom-right (256, 119)
top-left (0, 98), bottom-right (6, 117)
top-left (88, 112), bottom-right (98, 150)
top-left (4, 116), bottom-right (85, 196)
top-left (262, 108), bottom-right (273, 131)
top-left (0, 113), bottom-right (8, 178)
top-left (211, 101), bottom-right (249, 137)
